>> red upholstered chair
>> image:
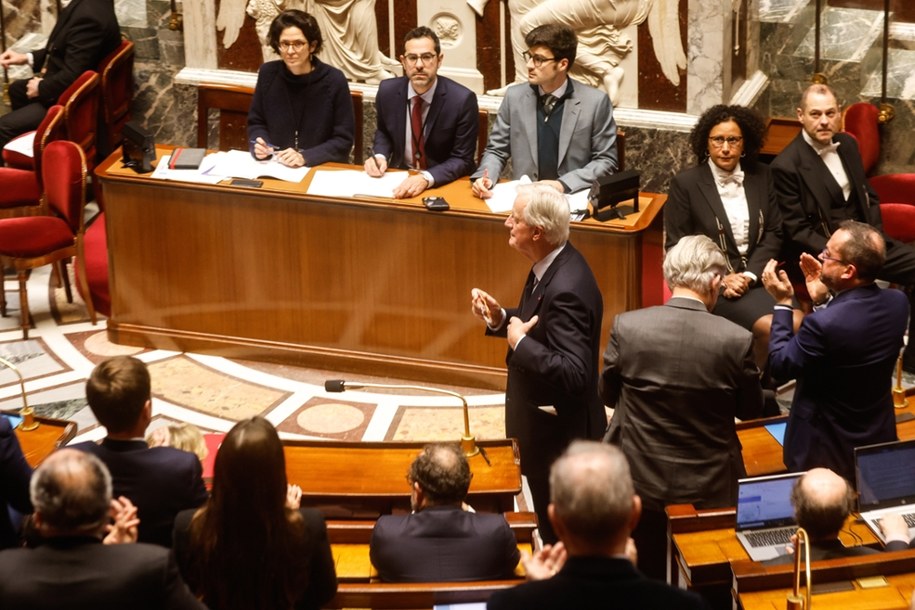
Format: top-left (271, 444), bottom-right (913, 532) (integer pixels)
top-left (0, 141), bottom-right (93, 338)
top-left (97, 38), bottom-right (135, 161)
top-left (74, 211), bottom-right (109, 318)
top-left (59, 71), bottom-right (101, 172)
top-left (0, 105), bottom-right (66, 219)
top-left (880, 203), bottom-right (915, 245)
top-left (842, 102), bottom-right (915, 207)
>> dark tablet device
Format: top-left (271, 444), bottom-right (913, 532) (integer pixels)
top-left (423, 196), bottom-right (450, 212)
top-left (230, 178), bottom-right (263, 188)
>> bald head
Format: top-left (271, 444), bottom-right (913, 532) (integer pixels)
top-left (792, 468), bottom-right (854, 541)
top-left (409, 443), bottom-right (472, 506)
top-left (31, 449), bottom-right (112, 536)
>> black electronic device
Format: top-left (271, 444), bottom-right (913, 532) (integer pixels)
top-left (423, 196), bottom-right (450, 212)
top-left (229, 178), bottom-right (264, 188)
top-left (589, 169), bottom-right (640, 221)
top-left (121, 121), bottom-right (156, 174)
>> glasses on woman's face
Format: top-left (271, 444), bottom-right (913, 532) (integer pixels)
top-left (279, 40), bottom-right (308, 53)
top-left (708, 135), bottom-right (743, 148)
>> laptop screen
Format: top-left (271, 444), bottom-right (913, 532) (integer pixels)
top-left (855, 440), bottom-right (915, 510)
top-left (735, 473), bottom-right (802, 531)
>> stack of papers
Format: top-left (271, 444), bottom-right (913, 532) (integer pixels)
top-left (307, 169), bottom-right (410, 199)
top-left (151, 149), bottom-right (310, 184)
top-left (482, 176), bottom-right (591, 216)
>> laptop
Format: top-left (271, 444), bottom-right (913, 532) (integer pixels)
top-left (855, 439), bottom-right (915, 544)
top-left (735, 472), bottom-right (804, 561)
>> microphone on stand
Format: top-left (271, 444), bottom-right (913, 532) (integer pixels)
top-left (325, 379), bottom-right (479, 457)
top-left (0, 355), bottom-right (38, 431)
top-left (786, 527), bottom-right (811, 610)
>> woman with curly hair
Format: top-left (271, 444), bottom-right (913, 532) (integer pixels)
top-left (172, 417), bottom-right (337, 610)
top-left (665, 104), bottom-right (802, 375)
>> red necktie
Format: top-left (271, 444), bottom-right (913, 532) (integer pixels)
top-left (411, 97), bottom-right (427, 170)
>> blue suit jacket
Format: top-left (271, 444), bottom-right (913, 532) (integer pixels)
top-left (472, 79), bottom-right (618, 193)
top-left (0, 416), bottom-right (32, 549)
top-left (72, 439), bottom-right (208, 547)
top-left (371, 75), bottom-right (479, 186)
top-left (770, 283), bottom-right (908, 480)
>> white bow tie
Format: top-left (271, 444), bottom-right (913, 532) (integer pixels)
top-left (717, 169), bottom-right (744, 189)
top-left (817, 141), bottom-right (841, 156)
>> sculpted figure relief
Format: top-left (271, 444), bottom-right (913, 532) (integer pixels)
top-left (468, 0), bottom-right (685, 104)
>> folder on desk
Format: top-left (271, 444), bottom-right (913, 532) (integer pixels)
top-left (735, 472), bottom-right (803, 561)
top-left (855, 439), bottom-right (915, 543)
top-left (168, 147), bottom-right (206, 170)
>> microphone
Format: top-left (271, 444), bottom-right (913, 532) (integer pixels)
top-left (324, 379), bottom-right (479, 457)
top-left (0, 355), bottom-right (37, 431)
top-left (786, 527), bottom-right (811, 610)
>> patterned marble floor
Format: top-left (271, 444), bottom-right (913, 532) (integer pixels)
top-left (0, 267), bottom-right (511, 448)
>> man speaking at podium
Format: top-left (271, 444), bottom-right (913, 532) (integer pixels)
top-left (472, 184), bottom-right (604, 544)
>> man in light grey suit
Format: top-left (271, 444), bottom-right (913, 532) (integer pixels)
top-left (470, 23), bottom-right (617, 197)
top-left (600, 235), bottom-right (764, 580)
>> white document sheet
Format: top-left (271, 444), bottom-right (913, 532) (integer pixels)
top-left (307, 169), bottom-right (410, 199)
top-left (203, 150), bottom-right (310, 183)
top-left (2, 131), bottom-right (36, 158)
top-left (483, 176), bottom-right (533, 213)
top-left (151, 154), bottom-right (224, 184)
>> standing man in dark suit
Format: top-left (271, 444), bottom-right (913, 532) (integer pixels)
top-left (370, 443), bottom-right (520, 582)
top-left (771, 84), bottom-right (915, 366)
top-left (487, 441), bottom-right (710, 610)
top-left (472, 183), bottom-right (604, 544)
top-left (0, 0), bottom-right (121, 152)
top-left (0, 415), bottom-right (32, 549)
top-left (364, 26), bottom-right (478, 199)
top-left (71, 356), bottom-right (208, 547)
top-left (471, 23), bottom-right (617, 197)
top-left (601, 234), bottom-right (764, 579)
top-left (0, 449), bottom-right (205, 610)
top-left (762, 221), bottom-right (908, 482)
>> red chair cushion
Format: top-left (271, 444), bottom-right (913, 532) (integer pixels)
top-left (0, 169), bottom-right (39, 207)
top-left (79, 213), bottom-right (110, 317)
top-left (872, 174), bottom-right (915, 207)
top-left (842, 102), bottom-right (880, 174)
top-left (0, 217), bottom-right (74, 257)
top-left (880, 203), bottom-right (915, 244)
top-left (2, 133), bottom-right (36, 170)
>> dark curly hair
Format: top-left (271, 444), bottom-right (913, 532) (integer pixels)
top-left (688, 104), bottom-right (767, 164)
top-left (268, 10), bottom-right (323, 56)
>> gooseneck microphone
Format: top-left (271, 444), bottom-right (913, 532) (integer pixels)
top-left (324, 379), bottom-right (479, 457)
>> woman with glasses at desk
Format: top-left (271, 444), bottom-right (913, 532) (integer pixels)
top-left (665, 105), bottom-right (802, 382)
top-left (248, 9), bottom-right (354, 168)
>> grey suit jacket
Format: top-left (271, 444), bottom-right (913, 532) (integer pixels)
top-left (600, 297), bottom-right (763, 510)
top-left (471, 79), bottom-right (617, 193)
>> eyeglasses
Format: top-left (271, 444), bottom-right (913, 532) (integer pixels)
top-left (523, 50), bottom-right (558, 67)
top-left (819, 248), bottom-right (847, 264)
top-left (708, 136), bottom-right (743, 148)
top-left (278, 41), bottom-right (308, 53)
top-left (403, 53), bottom-right (438, 65)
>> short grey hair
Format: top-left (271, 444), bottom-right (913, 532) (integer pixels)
top-left (31, 449), bottom-right (112, 534)
top-left (519, 184), bottom-right (570, 246)
top-left (549, 441), bottom-right (633, 545)
top-left (663, 235), bottom-right (727, 295)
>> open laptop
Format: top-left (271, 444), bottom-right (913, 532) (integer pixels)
top-left (735, 472), bottom-right (804, 561)
top-left (855, 439), bottom-right (915, 544)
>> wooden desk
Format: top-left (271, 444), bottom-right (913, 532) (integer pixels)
top-left (284, 438), bottom-right (521, 516)
top-left (760, 117), bottom-right (801, 160)
top-left (733, 551), bottom-right (915, 610)
top-left (667, 503), bottom-right (878, 610)
top-left (96, 149), bottom-right (666, 388)
top-left (11, 415), bottom-right (76, 466)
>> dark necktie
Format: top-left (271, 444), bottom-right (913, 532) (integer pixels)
top-left (519, 270), bottom-right (536, 310)
top-left (541, 94), bottom-right (558, 121)
top-left (411, 97), bottom-right (427, 170)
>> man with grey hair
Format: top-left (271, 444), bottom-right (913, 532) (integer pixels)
top-left (370, 443), bottom-right (520, 581)
top-left (472, 183), bottom-right (604, 544)
top-left (0, 449), bottom-right (205, 609)
top-left (487, 441), bottom-right (709, 609)
top-left (600, 234), bottom-right (764, 579)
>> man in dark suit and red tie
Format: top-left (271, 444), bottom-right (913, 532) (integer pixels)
top-left (471, 183), bottom-right (605, 545)
top-left (0, 0), bottom-right (121, 152)
top-left (364, 26), bottom-right (478, 199)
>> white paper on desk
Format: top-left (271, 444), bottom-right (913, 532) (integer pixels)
top-left (484, 175), bottom-right (533, 213)
top-left (203, 150), bottom-right (310, 183)
top-left (307, 169), bottom-right (409, 199)
top-left (566, 188), bottom-right (591, 214)
top-left (150, 154), bottom-right (224, 184)
top-left (2, 131), bottom-right (36, 158)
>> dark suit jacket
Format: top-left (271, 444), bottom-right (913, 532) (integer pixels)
top-left (490, 243), bottom-right (605, 481)
top-left (771, 132), bottom-right (880, 256)
top-left (72, 439), bottom-right (208, 546)
top-left (369, 505), bottom-right (520, 582)
top-left (601, 297), bottom-right (763, 510)
top-left (472, 80), bottom-right (618, 193)
top-left (30, 0), bottom-right (121, 106)
top-left (0, 536), bottom-right (205, 609)
top-left (765, 539), bottom-right (881, 565)
top-left (665, 162), bottom-right (783, 278)
top-left (486, 556), bottom-right (710, 610)
top-left (0, 416), bottom-right (32, 549)
top-left (173, 507), bottom-right (338, 610)
top-left (770, 284), bottom-right (908, 481)
top-left (884, 539), bottom-right (915, 552)
top-left (372, 75), bottom-right (478, 186)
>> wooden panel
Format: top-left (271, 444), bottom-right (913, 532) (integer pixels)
top-left (13, 415), bottom-right (76, 467)
top-left (97, 148), bottom-right (665, 389)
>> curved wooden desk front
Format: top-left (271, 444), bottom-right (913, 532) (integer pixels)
top-left (96, 148), bottom-right (666, 388)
